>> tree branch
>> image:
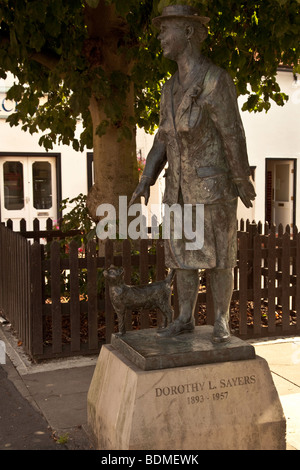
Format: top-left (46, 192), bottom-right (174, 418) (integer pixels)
top-left (0, 31), bottom-right (60, 70)
top-left (28, 50), bottom-right (60, 70)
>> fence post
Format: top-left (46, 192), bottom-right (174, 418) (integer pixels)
top-left (281, 232), bottom-right (291, 333)
top-left (278, 223), bottom-right (283, 237)
top-left (247, 223), bottom-right (257, 290)
top-left (253, 234), bottom-right (262, 335)
top-left (238, 231), bottom-right (248, 336)
top-left (156, 239), bottom-right (165, 281)
top-left (30, 242), bottom-right (44, 356)
top-left (155, 239), bottom-right (166, 326)
top-left (264, 221), bottom-right (270, 235)
top-left (105, 239), bottom-right (114, 343)
top-left (87, 240), bottom-right (98, 350)
top-left (139, 239), bottom-right (150, 330)
top-left (122, 239), bottom-right (133, 332)
top-left (20, 218), bottom-right (27, 233)
top-left (33, 218), bottom-right (40, 243)
top-left (267, 231), bottom-right (276, 334)
top-left (69, 240), bottom-right (80, 352)
top-left (257, 220), bottom-right (262, 234)
top-left (122, 239), bottom-right (132, 283)
top-left (205, 272), bottom-right (214, 326)
top-left (51, 241), bottom-right (62, 354)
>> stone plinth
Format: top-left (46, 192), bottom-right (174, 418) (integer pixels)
top-left (87, 328), bottom-right (286, 450)
top-left (111, 326), bottom-right (255, 370)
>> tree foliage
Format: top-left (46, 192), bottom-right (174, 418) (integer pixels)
top-left (0, 0), bottom-right (299, 152)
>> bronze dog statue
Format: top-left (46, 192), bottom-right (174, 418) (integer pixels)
top-left (103, 265), bottom-right (175, 336)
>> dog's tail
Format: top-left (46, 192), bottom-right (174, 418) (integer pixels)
top-left (165, 269), bottom-right (176, 284)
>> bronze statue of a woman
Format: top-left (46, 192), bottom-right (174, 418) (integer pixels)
top-left (130, 5), bottom-right (256, 342)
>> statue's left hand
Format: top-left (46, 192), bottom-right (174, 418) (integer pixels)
top-left (235, 178), bottom-right (256, 208)
top-left (129, 177), bottom-right (151, 207)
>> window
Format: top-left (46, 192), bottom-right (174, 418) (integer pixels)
top-left (32, 161), bottom-right (52, 209)
top-left (3, 161), bottom-right (24, 210)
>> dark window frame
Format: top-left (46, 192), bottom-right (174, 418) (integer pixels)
top-left (265, 157), bottom-right (297, 227)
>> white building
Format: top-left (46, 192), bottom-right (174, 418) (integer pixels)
top-left (0, 73), bottom-right (161, 231)
top-left (237, 69), bottom-right (300, 228)
top-left (0, 69), bottom-right (299, 231)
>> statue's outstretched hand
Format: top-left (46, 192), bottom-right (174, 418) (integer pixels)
top-left (235, 178), bottom-right (256, 208)
top-left (129, 176), bottom-right (151, 207)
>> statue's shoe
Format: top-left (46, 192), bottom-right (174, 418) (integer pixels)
top-left (212, 317), bottom-right (230, 343)
top-left (157, 318), bottom-right (195, 337)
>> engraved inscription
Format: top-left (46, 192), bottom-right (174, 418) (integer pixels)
top-left (187, 391), bottom-right (229, 405)
top-left (155, 375), bottom-right (256, 404)
top-left (155, 382), bottom-right (205, 397)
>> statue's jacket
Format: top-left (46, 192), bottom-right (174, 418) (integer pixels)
top-left (145, 56), bottom-right (251, 206)
top-left (143, 56), bottom-right (251, 269)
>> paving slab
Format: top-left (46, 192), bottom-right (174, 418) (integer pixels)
top-left (0, 362), bottom-right (62, 450)
top-left (253, 339), bottom-right (300, 392)
top-left (21, 365), bottom-right (95, 445)
top-left (251, 338), bottom-right (300, 451)
top-left (279, 394), bottom-right (300, 451)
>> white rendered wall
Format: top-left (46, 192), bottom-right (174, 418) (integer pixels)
top-left (237, 70), bottom-right (300, 226)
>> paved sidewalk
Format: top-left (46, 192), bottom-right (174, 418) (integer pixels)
top-left (1, 323), bottom-right (299, 450)
top-left (0, 363), bottom-right (63, 450)
top-left (252, 337), bottom-right (300, 451)
top-left (0, 325), bottom-right (96, 450)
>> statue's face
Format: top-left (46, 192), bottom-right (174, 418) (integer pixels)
top-left (158, 20), bottom-right (188, 60)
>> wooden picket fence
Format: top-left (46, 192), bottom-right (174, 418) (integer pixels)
top-left (0, 218), bottom-right (300, 361)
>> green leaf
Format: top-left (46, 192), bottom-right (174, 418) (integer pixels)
top-left (72, 139), bottom-right (80, 151)
top-left (6, 84), bottom-right (24, 102)
top-left (39, 134), bottom-right (54, 150)
top-left (6, 113), bottom-right (20, 127)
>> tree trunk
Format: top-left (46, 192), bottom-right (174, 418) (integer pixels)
top-left (85, 0), bottom-right (139, 220)
top-left (87, 91), bottom-right (138, 221)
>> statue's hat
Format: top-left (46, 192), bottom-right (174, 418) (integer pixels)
top-left (152, 4), bottom-right (210, 29)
